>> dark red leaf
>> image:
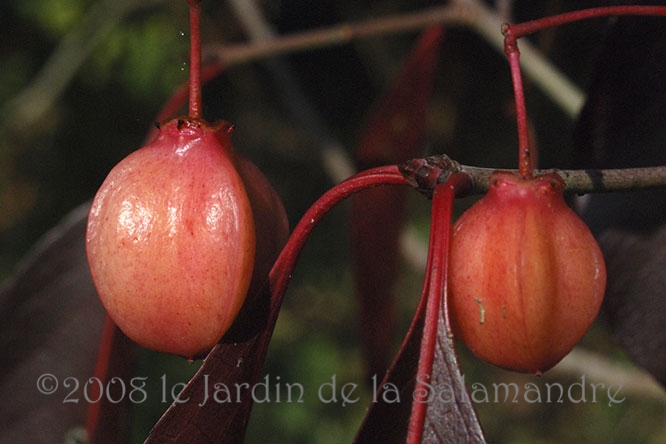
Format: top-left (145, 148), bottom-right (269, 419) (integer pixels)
top-left (352, 26), bottom-right (444, 380)
top-left (142, 301), bottom-right (277, 443)
top-left (573, 14), bottom-right (666, 386)
top-left (355, 26), bottom-right (444, 167)
top-left (352, 185), bottom-right (408, 380)
top-left (355, 176), bottom-right (486, 444)
top-left (353, 281), bottom-right (427, 443)
top-left (0, 203), bottom-right (136, 444)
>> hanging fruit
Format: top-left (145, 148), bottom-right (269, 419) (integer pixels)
top-left (86, 118), bottom-right (258, 359)
top-left (85, 0), bottom-right (287, 360)
top-left (448, 171), bottom-right (606, 373)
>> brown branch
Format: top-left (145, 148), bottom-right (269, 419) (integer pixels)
top-left (467, 166), bottom-right (666, 195)
top-left (399, 155), bottom-right (666, 197)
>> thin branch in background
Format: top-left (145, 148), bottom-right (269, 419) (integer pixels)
top-left (220, 0), bottom-right (586, 291)
top-left (210, 0), bottom-right (585, 119)
top-left (3, 0), bottom-right (166, 134)
top-left (227, 0), bottom-right (356, 184)
top-left (4, 0), bottom-right (585, 148)
top-left (550, 347), bottom-right (665, 401)
top-left (495, 0), bottom-right (514, 23)
top-left (209, 5), bottom-right (468, 66)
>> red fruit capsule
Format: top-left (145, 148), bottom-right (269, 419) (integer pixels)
top-left (86, 117), bottom-right (256, 359)
top-left (448, 171), bottom-right (606, 373)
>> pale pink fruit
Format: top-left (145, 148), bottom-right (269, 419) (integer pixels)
top-left (86, 117), bottom-right (255, 359)
top-left (449, 171), bottom-right (606, 373)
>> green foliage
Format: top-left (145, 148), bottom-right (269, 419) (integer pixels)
top-left (84, 14), bottom-right (188, 102)
top-left (15, 0), bottom-right (90, 37)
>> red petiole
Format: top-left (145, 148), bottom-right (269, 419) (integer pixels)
top-left (406, 175), bottom-right (468, 443)
top-left (269, 166), bottom-right (407, 303)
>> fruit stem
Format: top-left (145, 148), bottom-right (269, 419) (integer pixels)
top-left (501, 5), bottom-right (666, 179)
top-left (503, 26), bottom-right (532, 178)
top-left (187, 0), bottom-right (203, 119)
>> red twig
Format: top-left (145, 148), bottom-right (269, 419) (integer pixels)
top-left (144, 63), bottom-right (224, 143)
top-left (508, 5), bottom-right (666, 37)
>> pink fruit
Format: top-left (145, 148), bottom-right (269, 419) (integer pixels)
top-left (448, 171), bottom-right (606, 373)
top-left (86, 117), bottom-right (256, 359)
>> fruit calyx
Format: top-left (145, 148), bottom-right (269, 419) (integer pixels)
top-left (488, 170), bottom-right (565, 200)
top-left (152, 116), bottom-right (234, 145)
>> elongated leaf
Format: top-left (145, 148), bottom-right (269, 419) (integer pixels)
top-left (142, 302), bottom-right (276, 443)
top-left (353, 281), bottom-right (426, 443)
top-left (352, 27), bottom-right (444, 380)
top-left (86, 317), bottom-right (137, 444)
top-left (355, 177), bottom-right (485, 444)
top-left (574, 13), bottom-right (666, 386)
top-left (0, 203), bottom-right (134, 443)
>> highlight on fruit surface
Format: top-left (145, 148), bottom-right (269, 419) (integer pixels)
top-left (448, 171), bottom-right (607, 373)
top-left (86, 117), bottom-right (257, 359)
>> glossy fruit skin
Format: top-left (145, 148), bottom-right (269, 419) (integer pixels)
top-left (449, 171), bottom-right (606, 373)
top-left (86, 117), bottom-right (256, 359)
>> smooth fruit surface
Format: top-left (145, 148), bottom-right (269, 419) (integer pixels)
top-left (86, 117), bottom-right (255, 359)
top-left (449, 171), bottom-right (606, 373)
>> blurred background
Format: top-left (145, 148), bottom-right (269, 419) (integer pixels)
top-left (1, 0), bottom-right (664, 443)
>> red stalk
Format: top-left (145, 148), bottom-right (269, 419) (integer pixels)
top-left (144, 63), bottom-right (224, 143)
top-left (269, 166), bottom-right (407, 300)
top-left (407, 174), bottom-right (467, 444)
top-left (503, 28), bottom-right (532, 178)
top-left (187, 0), bottom-right (203, 119)
top-left (503, 5), bottom-right (666, 177)
top-left (83, 316), bottom-right (116, 440)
